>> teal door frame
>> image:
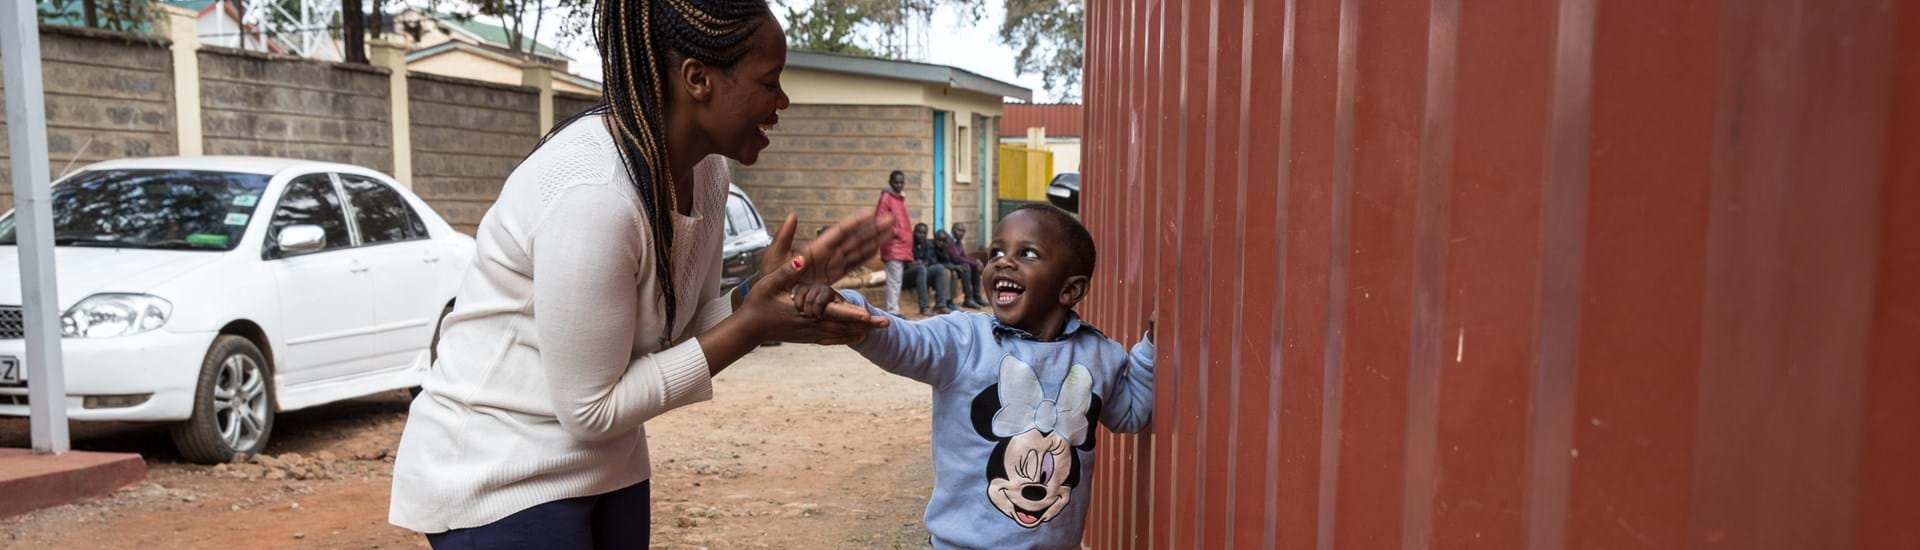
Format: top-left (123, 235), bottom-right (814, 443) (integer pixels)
top-left (978, 117), bottom-right (991, 247)
top-left (932, 111), bottom-right (947, 231)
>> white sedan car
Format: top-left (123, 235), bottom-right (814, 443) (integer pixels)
top-left (0, 157), bottom-right (474, 463)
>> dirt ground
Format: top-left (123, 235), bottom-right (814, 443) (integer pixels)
top-left (0, 344), bottom-right (936, 549)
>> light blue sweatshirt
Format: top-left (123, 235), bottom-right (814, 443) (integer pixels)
top-left (838, 290), bottom-right (1156, 550)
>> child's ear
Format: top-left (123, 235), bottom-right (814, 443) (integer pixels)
top-left (1059, 275), bottom-right (1091, 308)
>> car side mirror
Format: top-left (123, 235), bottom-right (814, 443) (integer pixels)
top-left (1046, 182), bottom-right (1079, 214)
top-left (277, 225), bottom-right (327, 255)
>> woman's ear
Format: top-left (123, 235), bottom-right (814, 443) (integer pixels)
top-left (679, 57), bottom-right (715, 103)
top-left (1059, 275), bottom-right (1091, 308)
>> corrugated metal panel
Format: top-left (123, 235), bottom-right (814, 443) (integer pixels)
top-left (1078, 0), bottom-right (1919, 548)
top-left (1002, 103), bottom-right (1086, 138)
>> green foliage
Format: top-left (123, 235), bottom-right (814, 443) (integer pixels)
top-left (777, 0), bottom-right (881, 57)
top-left (37, 0), bottom-right (158, 33)
top-left (775, 0), bottom-right (1082, 99)
top-left (998, 0), bottom-right (1081, 101)
top-left (437, 0), bottom-right (593, 58)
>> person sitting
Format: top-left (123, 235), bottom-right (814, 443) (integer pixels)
top-left (910, 223), bottom-right (955, 315)
top-left (935, 229), bottom-right (987, 309)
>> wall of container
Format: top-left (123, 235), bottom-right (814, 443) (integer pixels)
top-left (1076, 0), bottom-right (1918, 548)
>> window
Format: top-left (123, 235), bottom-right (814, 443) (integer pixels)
top-left (268, 174), bottom-right (353, 255)
top-left (0, 169), bottom-right (270, 251)
top-left (725, 194), bottom-right (761, 235)
top-left (958, 125), bottom-right (973, 183)
top-left (340, 174), bottom-right (428, 244)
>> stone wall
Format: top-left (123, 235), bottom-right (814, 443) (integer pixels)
top-left (0, 26), bottom-right (177, 211)
top-left (408, 74), bottom-right (540, 234)
top-left (198, 47), bottom-right (392, 172)
top-left (732, 104), bottom-right (932, 249)
top-left (552, 92), bottom-right (600, 128)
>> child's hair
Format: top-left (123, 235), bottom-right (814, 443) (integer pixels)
top-left (1010, 204), bottom-right (1097, 279)
top-left (890, 169), bottom-right (905, 181)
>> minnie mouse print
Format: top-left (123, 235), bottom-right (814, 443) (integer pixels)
top-left (969, 355), bottom-right (1102, 529)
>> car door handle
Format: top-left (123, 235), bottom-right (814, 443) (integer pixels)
top-left (350, 261), bottom-right (370, 274)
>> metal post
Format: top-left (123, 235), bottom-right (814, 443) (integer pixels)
top-left (3, 0), bottom-right (71, 454)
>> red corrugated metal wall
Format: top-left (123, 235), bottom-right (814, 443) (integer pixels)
top-left (1077, 0), bottom-right (1919, 548)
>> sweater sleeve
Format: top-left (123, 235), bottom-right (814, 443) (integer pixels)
top-left (1098, 334), bottom-right (1157, 434)
top-left (689, 266), bottom-right (732, 334)
top-left (533, 184), bottom-right (714, 442)
top-left (839, 289), bottom-right (971, 389)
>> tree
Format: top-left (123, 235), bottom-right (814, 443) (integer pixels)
top-left (773, 0), bottom-right (1083, 100)
top-left (460, 0), bottom-right (594, 60)
top-left (999, 0), bottom-right (1082, 101)
top-left (343, 0), bottom-right (368, 63)
top-left (777, 0), bottom-right (882, 57)
top-left (37, 0), bottom-right (155, 33)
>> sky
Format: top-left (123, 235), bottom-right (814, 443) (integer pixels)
top-left (542, 1), bottom-right (1068, 102)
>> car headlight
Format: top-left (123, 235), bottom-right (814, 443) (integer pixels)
top-left (61, 294), bottom-right (172, 338)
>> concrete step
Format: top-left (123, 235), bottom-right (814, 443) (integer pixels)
top-left (0, 448), bottom-right (146, 519)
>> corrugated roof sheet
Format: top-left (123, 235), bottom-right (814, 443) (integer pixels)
top-left (1000, 103), bottom-right (1083, 138)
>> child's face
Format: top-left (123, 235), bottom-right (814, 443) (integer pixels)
top-left (984, 211), bottom-right (1087, 336)
top-left (914, 225), bottom-right (929, 240)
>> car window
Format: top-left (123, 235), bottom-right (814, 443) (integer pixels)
top-left (268, 174), bottom-right (353, 254)
top-left (725, 194), bottom-right (760, 234)
top-left (340, 174), bottom-right (427, 244)
top-left (0, 169), bottom-right (270, 251)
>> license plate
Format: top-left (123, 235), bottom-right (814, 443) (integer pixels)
top-left (0, 357), bottom-right (21, 386)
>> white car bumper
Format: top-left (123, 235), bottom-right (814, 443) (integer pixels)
top-left (0, 330), bottom-right (218, 422)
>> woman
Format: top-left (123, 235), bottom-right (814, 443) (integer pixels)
top-left (388, 1), bottom-right (887, 546)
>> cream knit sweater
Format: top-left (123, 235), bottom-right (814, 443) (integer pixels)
top-left (389, 116), bottom-right (732, 533)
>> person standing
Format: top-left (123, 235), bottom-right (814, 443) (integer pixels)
top-left (874, 170), bottom-right (914, 314)
top-left (388, 3), bottom-right (892, 547)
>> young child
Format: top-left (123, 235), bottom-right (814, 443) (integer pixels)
top-left (792, 204), bottom-right (1155, 549)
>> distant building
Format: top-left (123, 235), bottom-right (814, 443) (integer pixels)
top-left (167, 0), bottom-right (281, 54)
top-left (37, 0), bottom-right (281, 54)
top-left (389, 9), bottom-right (600, 96)
top-left (732, 51), bottom-right (1031, 250)
top-left (999, 102), bottom-right (1082, 176)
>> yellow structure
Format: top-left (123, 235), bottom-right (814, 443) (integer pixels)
top-left (997, 145), bottom-right (1055, 202)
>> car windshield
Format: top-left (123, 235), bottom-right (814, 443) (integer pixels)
top-left (0, 169), bottom-right (271, 251)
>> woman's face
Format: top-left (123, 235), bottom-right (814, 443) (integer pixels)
top-left (696, 17), bottom-right (790, 166)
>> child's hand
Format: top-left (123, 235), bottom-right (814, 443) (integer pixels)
top-left (1146, 309), bottom-right (1156, 344)
top-left (792, 283), bottom-right (850, 321)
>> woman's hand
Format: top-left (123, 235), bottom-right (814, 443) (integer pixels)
top-left (760, 212), bottom-right (892, 289)
top-left (735, 213), bottom-right (892, 345)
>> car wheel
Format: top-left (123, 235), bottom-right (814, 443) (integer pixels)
top-left (410, 304), bottom-right (454, 399)
top-left (170, 336), bottom-right (274, 464)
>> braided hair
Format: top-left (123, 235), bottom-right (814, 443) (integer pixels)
top-left (538, 0), bottom-right (772, 347)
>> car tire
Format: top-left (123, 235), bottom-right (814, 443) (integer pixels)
top-left (410, 304), bottom-right (454, 400)
top-left (170, 336), bottom-right (274, 464)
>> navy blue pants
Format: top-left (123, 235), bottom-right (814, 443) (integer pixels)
top-left (427, 480), bottom-right (650, 550)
